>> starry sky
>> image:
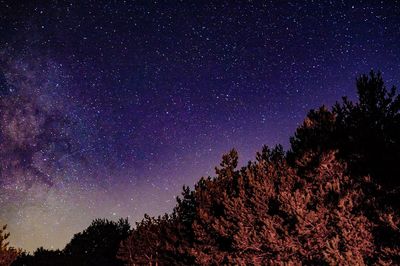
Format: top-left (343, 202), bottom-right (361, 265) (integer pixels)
top-left (0, 0), bottom-right (399, 252)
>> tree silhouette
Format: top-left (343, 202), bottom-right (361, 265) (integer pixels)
top-left (64, 218), bottom-right (130, 266)
top-left (12, 248), bottom-right (71, 266)
top-left (290, 71), bottom-right (400, 189)
top-left (12, 218), bottom-right (130, 266)
top-left (334, 72), bottom-right (400, 187)
top-left (118, 72), bottom-right (400, 264)
top-left (0, 225), bottom-right (21, 266)
top-left (118, 214), bottom-right (165, 265)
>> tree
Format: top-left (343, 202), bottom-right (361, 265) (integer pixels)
top-left (289, 71), bottom-right (400, 201)
top-left (12, 218), bottom-right (131, 266)
top-left (0, 225), bottom-right (21, 266)
top-left (64, 218), bottom-right (131, 266)
top-left (119, 147), bottom-right (400, 265)
top-left (334, 71), bottom-right (400, 188)
top-left (12, 247), bottom-right (71, 266)
top-left (188, 149), bottom-right (379, 264)
top-left (118, 214), bottom-right (165, 266)
top-left (118, 206), bottom-right (196, 265)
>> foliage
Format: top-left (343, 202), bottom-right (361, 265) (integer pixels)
top-left (12, 248), bottom-right (70, 266)
top-left (63, 218), bottom-right (130, 265)
top-left (0, 225), bottom-right (21, 266)
top-left (12, 218), bottom-right (130, 266)
top-left (118, 72), bottom-right (400, 265)
top-left (118, 148), bottom-right (400, 265)
top-left (289, 71), bottom-right (400, 190)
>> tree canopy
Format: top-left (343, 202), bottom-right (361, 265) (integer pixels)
top-left (0, 225), bottom-right (21, 266)
top-left (289, 71), bottom-right (400, 190)
top-left (118, 72), bottom-right (400, 265)
top-left (11, 218), bottom-right (130, 266)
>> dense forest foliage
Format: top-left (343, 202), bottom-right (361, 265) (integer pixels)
top-left (0, 225), bottom-right (21, 266)
top-left (2, 71), bottom-right (400, 265)
top-left (10, 219), bottom-right (130, 266)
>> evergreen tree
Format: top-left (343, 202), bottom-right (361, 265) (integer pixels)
top-left (289, 71), bottom-right (400, 205)
top-left (0, 225), bottom-right (21, 266)
top-left (118, 148), bottom-right (400, 265)
top-left (64, 218), bottom-right (130, 266)
top-left (12, 218), bottom-right (130, 266)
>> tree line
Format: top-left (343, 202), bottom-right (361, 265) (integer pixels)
top-left (2, 71), bottom-right (400, 265)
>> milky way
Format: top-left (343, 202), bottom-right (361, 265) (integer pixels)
top-left (0, 1), bottom-right (400, 251)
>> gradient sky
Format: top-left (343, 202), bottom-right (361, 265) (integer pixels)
top-left (0, 1), bottom-right (399, 251)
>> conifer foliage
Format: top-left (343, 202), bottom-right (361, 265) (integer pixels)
top-left (118, 148), bottom-right (399, 265)
top-left (118, 72), bottom-right (400, 265)
top-left (11, 219), bottom-right (130, 266)
top-left (0, 225), bottom-right (21, 266)
top-left (289, 71), bottom-right (400, 189)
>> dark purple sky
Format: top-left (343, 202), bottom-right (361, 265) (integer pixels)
top-left (0, 0), bottom-right (399, 251)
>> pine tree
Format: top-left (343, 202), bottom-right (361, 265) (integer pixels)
top-left (119, 148), bottom-right (400, 265)
top-left (118, 72), bottom-right (400, 265)
top-left (0, 225), bottom-right (21, 266)
top-left (289, 71), bottom-right (400, 208)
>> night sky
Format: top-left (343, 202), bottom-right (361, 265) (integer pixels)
top-left (0, 1), bottom-right (399, 251)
